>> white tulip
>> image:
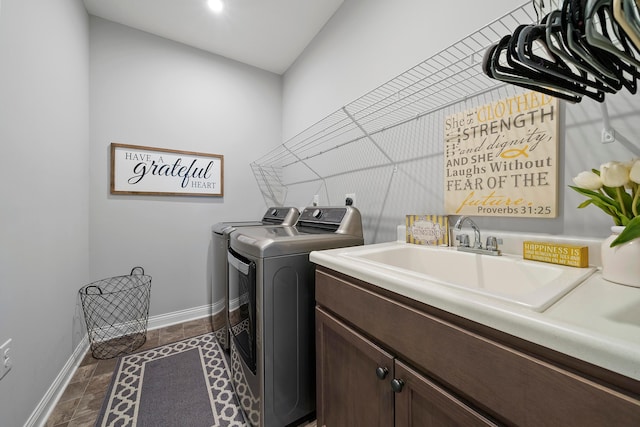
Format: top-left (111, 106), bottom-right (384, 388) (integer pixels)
top-left (572, 171), bottom-right (602, 190)
top-left (600, 161), bottom-right (630, 187)
top-left (629, 160), bottom-right (640, 184)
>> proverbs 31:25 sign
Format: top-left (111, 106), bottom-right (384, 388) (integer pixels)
top-left (444, 91), bottom-right (559, 218)
top-left (110, 143), bottom-right (224, 196)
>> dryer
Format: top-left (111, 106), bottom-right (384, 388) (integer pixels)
top-left (227, 206), bottom-right (364, 427)
top-left (211, 207), bottom-right (299, 350)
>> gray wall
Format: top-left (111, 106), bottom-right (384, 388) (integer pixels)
top-left (283, 0), bottom-right (517, 138)
top-left (281, 0), bottom-right (640, 242)
top-left (0, 5), bottom-right (282, 426)
top-left (3, 0), bottom-right (640, 424)
top-left (89, 17), bottom-right (282, 318)
top-left (0, 0), bottom-right (90, 426)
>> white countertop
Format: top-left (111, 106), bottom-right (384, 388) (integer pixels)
top-left (310, 240), bottom-right (640, 381)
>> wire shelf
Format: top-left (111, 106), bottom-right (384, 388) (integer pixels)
top-left (251, 1), bottom-right (555, 207)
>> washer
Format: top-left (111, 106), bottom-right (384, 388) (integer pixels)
top-left (211, 207), bottom-right (299, 350)
top-left (227, 206), bottom-right (364, 427)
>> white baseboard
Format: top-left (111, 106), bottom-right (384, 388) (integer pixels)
top-left (28, 304), bottom-right (212, 427)
top-left (146, 304), bottom-right (211, 331)
top-left (24, 335), bottom-right (90, 427)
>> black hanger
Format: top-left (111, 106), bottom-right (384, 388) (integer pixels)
top-left (517, 22), bottom-right (607, 101)
top-left (508, 24), bottom-right (592, 98)
top-left (568, 0), bottom-right (638, 93)
top-left (482, 0), bottom-right (640, 103)
top-left (546, 8), bottom-right (618, 93)
top-left (613, 0), bottom-right (640, 50)
top-left (614, 0), bottom-right (640, 55)
top-left (485, 34), bottom-right (582, 102)
top-left (563, 0), bottom-right (623, 87)
top-left (585, 0), bottom-right (640, 94)
top-left (482, 42), bottom-right (498, 77)
top-left (586, 0), bottom-right (640, 70)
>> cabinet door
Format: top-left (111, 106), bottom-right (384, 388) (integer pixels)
top-left (316, 307), bottom-right (394, 427)
top-left (394, 360), bottom-right (498, 427)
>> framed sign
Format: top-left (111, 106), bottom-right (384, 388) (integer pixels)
top-left (110, 143), bottom-right (224, 196)
top-left (444, 91), bottom-right (559, 218)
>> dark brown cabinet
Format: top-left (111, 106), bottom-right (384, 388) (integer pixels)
top-left (316, 308), bottom-right (394, 427)
top-left (317, 307), bottom-right (496, 427)
top-left (315, 266), bottom-right (640, 427)
top-left (393, 360), bottom-right (496, 426)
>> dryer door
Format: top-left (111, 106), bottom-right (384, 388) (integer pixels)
top-left (227, 248), bottom-right (257, 374)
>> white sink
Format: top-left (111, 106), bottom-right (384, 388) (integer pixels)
top-left (339, 244), bottom-right (596, 311)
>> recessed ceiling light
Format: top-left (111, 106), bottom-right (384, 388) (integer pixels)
top-left (207, 0), bottom-right (224, 13)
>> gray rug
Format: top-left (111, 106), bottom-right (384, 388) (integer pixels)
top-left (95, 333), bottom-right (248, 427)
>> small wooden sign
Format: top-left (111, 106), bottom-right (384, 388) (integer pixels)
top-left (406, 215), bottom-right (449, 246)
top-left (523, 241), bottom-right (589, 268)
top-left (444, 91), bottom-right (559, 218)
top-left (110, 143), bottom-right (224, 196)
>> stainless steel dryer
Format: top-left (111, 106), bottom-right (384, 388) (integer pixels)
top-left (211, 207), bottom-right (299, 350)
top-left (227, 206), bottom-right (364, 427)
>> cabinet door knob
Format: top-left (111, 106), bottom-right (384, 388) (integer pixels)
top-left (375, 366), bottom-right (388, 379)
top-left (391, 378), bottom-right (405, 393)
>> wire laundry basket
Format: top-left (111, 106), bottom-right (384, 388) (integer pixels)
top-left (79, 267), bottom-right (151, 359)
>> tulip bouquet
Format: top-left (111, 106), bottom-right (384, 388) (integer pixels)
top-left (570, 160), bottom-right (640, 247)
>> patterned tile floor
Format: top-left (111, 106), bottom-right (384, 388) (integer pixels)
top-left (44, 316), bottom-right (317, 427)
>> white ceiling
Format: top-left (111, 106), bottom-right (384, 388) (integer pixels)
top-left (82, 0), bottom-right (344, 75)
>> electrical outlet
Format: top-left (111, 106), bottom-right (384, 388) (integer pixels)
top-left (0, 339), bottom-right (12, 380)
top-left (345, 193), bottom-right (356, 206)
top-left (313, 194), bottom-right (319, 206)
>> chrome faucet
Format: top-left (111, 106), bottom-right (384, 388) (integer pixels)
top-left (453, 216), bottom-right (502, 256)
top-left (454, 216), bottom-right (482, 248)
